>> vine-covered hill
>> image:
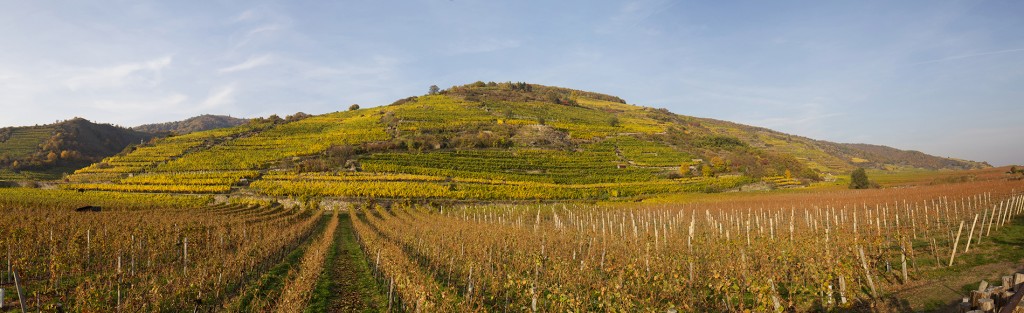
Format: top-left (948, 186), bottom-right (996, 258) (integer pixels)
top-left (0, 118), bottom-right (156, 180)
top-left (133, 114), bottom-right (249, 135)
top-left (62, 82), bottom-right (987, 200)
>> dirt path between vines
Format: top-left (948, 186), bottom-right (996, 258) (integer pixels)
top-left (326, 213), bottom-right (385, 312)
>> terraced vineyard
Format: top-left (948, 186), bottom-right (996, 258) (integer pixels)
top-left (0, 125), bottom-right (55, 160)
top-left (54, 83), bottom-right (987, 202)
top-left (68, 124), bottom-right (267, 182)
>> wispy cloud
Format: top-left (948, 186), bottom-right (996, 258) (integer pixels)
top-left (92, 93), bottom-right (189, 111)
top-left (65, 56), bottom-right (172, 90)
top-left (232, 23), bottom-right (285, 49)
top-left (227, 7), bottom-right (290, 49)
top-left (909, 48), bottom-right (1024, 66)
top-left (200, 84), bottom-right (237, 109)
top-left (230, 9), bottom-right (259, 23)
top-left (219, 54), bottom-right (274, 73)
top-left (301, 55), bottom-right (402, 79)
top-left (598, 0), bottom-right (678, 35)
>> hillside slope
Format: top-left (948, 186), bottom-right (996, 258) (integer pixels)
top-left (134, 114), bottom-right (249, 135)
top-left (64, 82), bottom-right (988, 199)
top-left (1, 118), bottom-right (156, 179)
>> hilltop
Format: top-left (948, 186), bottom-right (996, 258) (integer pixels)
top-left (63, 82), bottom-right (988, 200)
top-left (134, 114), bottom-right (249, 135)
top-left (0, 118), bottom-right (156, 180)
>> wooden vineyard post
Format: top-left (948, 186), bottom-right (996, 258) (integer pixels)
top-left (387, 278), bottom-right (394, 312)
top-left (949, 221), bottom-right (964, 267)
top-left (117, 255), bottom-right (121, 311)
top-left (911, 208), bottom-right (918, 240)
top-left (852, 213), bottom-right (857, 240)
top-left (931, 238), bottom-right (941, 267)
top-left (13, 270), bottom-right (25, 313)
top-left (838, 275), bottom-right (848, 305)
top-left (987, 205), bottom-right (997, 237)
top-left (906, 240), bottom-right (918, 272)
top-left (183, 237), bottom-right (188, 276)
top-left (900, 246), bottom-right (909, 283)
top-left (977, 209), bottom-right (987, 245)
top-left (998, 201), bottom-right (1006, 227)
top-left (965, 214), bottom-right (978, 253)
top-left (769, 279), bottom-right (782, 312)
top-left (1006, 197), bottom-right (1017, 225)
top-left (858, 247), bottom-right (878, 298)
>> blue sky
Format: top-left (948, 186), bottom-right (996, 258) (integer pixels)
top-left (1, 1), bottom-right (1022, 165)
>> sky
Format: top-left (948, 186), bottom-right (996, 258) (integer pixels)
top-left (1, 1), bottom-right (1022, 166)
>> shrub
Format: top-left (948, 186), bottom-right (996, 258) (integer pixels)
top-left (849, 168), bottom-right (871, 189)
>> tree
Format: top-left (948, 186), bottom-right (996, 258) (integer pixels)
top-left (701, 164), bottom-right (713, 178)
top-left (348, 104), bottom-right (360, 111)
top-left (608, 116), bottom-right (620, 127)
top-left (428, 85), bottom-right (440, 95)
top-left (849, 168), bottom-right (870, 189)
top-left (679, 164), bottom-right (689, 177)
top-left (1011, 166), bottom-right (1018, 174)
top-left (710, 156), bottom-right (729, 172)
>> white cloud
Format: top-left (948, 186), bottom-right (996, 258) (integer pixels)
top-left (231, 9), bottom-right (259, 23)
top-left (301, 55), bottom-right (402, 80)
top-left (200, 84), bottom-right (236, 109)
top-left (232, 23), bottom-right (285, 49)
top-left (219, 54), bottom-right (274, 73)
top-left (92, 93), bottom-right (189, 112)
top-left (246, 24), bottom-right (282, 37)
top-left (65, 56), bottom-right (172, 90)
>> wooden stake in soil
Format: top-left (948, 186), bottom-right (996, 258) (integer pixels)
top-left (858, 247), bottom-right (878, 298)
top-left (978, 209), bottom-right (987, 245)
top-left (900, 247), bottom-right (909, 283)
top-left (183, 237), bottom-right (188, 276)
top-left (965, 214), bottom-right (979, 253)
top-left (987, 205), bottom-right (997, 237)
top-left (838, 275), bottom-right (848, 305)
top-left (13, 270), bottom-right (25, 313)
top-left (948, 221), bottom-right (964, 267)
